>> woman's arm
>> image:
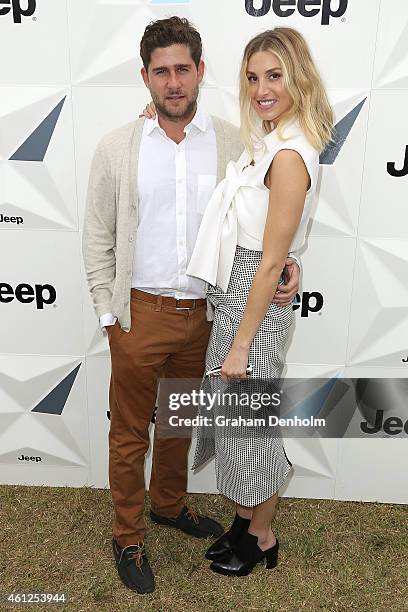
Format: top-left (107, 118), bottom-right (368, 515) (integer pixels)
top-left (220, 148), bottom-right (310, 381)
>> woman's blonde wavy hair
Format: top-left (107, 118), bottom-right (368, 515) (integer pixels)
top-left (239, 27), bottom-right (334, 157)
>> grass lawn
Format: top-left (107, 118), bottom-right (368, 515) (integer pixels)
top-left (1, 486), bottom-right (407, 611)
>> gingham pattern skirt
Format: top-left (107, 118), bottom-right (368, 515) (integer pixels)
top-left (192, 246), bottom-right (294, 506)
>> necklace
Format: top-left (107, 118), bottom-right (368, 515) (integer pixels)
top-left (242, 160), bottom-right (255, 171)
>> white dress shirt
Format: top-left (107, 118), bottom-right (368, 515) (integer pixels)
top-left (99, 107), bottom-right (217, 329)
top-left (133, 107), bottom-right (217, 297)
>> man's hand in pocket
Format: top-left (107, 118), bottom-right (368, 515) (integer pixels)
top-left (272, 257), bottom-right (300, 307)
top-left (105, 323), bottom-right (115, 340)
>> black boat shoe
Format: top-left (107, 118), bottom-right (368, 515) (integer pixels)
top-left (112, 538), bottom-right (155, 594)
top-left (150, 505), bottom-right (224, 539)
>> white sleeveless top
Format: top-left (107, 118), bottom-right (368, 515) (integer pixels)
top-left (186, 119), bottom-right (320, 292)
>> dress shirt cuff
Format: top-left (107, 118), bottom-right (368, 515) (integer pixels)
top-left (99, 313), bottom-right (117, 330)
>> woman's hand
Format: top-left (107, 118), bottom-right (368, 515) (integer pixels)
top-left (138, 101), bottom-right (157, 119)
top-left (221, 344), bottom-right (250, 382)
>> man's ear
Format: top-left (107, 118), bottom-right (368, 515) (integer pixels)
top-left (141, 66), bottom-right (149, 88)
top-left (197, 60), bottom-right (205, 85)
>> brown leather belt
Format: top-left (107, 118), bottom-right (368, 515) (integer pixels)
top-left (131, 288), bottom-right (206, 310)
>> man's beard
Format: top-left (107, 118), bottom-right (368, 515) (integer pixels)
top-left (152, 87), bottom-right (199, 122)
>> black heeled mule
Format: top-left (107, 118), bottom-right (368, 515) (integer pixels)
top-left (209, 530), bottom-right (279, 576)
top-left (205, 513), bottom-right (251, 560)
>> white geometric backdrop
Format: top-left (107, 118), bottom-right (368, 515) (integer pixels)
top-left (0, 0), bottom-right (407, 504)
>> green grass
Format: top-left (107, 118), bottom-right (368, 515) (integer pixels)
top-left (1, 486), bottom-right (407, 611)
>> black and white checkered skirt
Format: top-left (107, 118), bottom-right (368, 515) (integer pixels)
top-left (192, 246), bottom-right (294, 506)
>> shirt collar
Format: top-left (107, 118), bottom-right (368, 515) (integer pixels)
top-left (145, 112), bottom-right (161, 136)
top-left (186, 106), bottom-right (210, 133)
top-left (145, 105), bottom-right (210, 137)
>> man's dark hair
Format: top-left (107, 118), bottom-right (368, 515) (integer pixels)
top-left (140, 16), bottom-right (202, 70)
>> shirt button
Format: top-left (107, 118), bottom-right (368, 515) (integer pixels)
top-left (129, 235), bottom-right (133, 242)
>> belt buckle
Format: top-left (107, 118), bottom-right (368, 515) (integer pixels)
top-left (176, 299), bottom-right (195, 310)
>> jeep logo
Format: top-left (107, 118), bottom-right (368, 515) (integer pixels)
top-left (387, 145), bottom-right (408, 178)
top-left (0, 214), bottom-right (24, 225)
top-left (292, 291), bottom-right (324, 317)
top-left (360, 410), bottom-right (408, 436)
top-left (18, 454), bottom-right (42, 462)
top-left (245, 0), bottom-right (348, 25)
top-left (0, 0), bottom-right (36, 23)
top-left (0, 283), bottom-right (57, 309)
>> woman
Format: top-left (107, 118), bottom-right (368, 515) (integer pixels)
top-left (185, 27), bottom-right (334, 576)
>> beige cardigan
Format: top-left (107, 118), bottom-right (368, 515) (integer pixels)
top-left (82, 116), bottom-right (244, 332)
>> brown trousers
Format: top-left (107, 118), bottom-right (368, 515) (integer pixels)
top-left (107, 289), bottom-right (212, 547)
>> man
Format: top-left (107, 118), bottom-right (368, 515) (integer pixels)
top-left (82, 16), bottom-right (300, 595)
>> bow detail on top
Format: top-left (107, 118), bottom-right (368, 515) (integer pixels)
top-left (187, 160), bottom-right (250, 292)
